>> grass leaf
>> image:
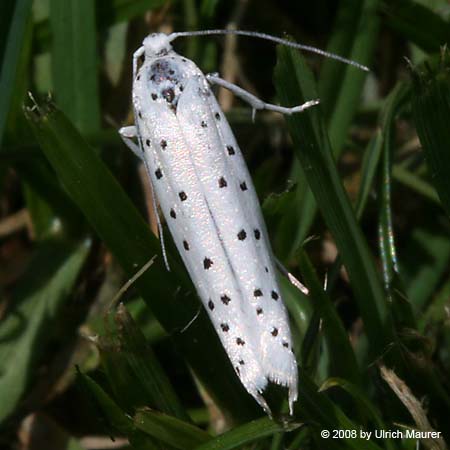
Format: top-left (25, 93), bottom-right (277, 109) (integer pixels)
top-left (134, 408), bottom-right (211, 450)
top-left (50, 0), bottom-right (100, 134)
top-left (0, 239), bottom-right (89, 423)
top-left (274, 45), bottom-right (393, 359)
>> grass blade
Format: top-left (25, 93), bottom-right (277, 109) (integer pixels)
top-left (101, 303), bottom-right (189, 421)
top-left (194, 417), bottom-right (298, 450)
top-left (50, 0), bottom-right (100, 134)
top-left (412, 50), bottom-right (450, 219)
top-left (286, 0), bottom-right (380, 252)
top-left (295, 369), bottom-right (383, 450)
top-left (0, 239), bottom-right (89, 423)
top-left (0, 0), bottom-right (32, 146)
top-left (381, 0), bottom-right (450, 53)
top-left (298, 249), bottom-right (360, 386)
top-left (134, 408), bottom-right (211, 450)
top-left (319, 378), bottom-right (396, 450)
top-left (274, 46), bottom-right (393, 359)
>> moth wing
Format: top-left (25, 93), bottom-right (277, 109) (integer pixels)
top-left (177, 74), bottom-right (298, 407)
top-left (134, 68), bottom-right (270, 403)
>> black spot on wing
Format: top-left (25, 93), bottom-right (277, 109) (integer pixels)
top-left (254, 289), bottom-right (263, 297)
top-left (237, 230), bottom-right (247, 241)
top-left (203, 257), bottom-right (213, 270)
top-left (227, 145), bottom-right (235, 155)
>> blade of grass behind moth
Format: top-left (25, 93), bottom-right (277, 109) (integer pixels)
top-left (76, 370), bottom-right (164, 448)
top-left (392, 165), bottom-right (440, 205)
top-left (318, 0), bottom-right (364, 119)
top-left (298, 249), bottom-right (361, 387)
top-left (421, 277), bottom-right (450, 332)
top-left (285, 0), bottom-right (380, 257)
top-left (327, 0), bottom-right (380, 156)
top-left (134, 408), bottom-right (211, 450)
top-left (35, 0), bottom-right (167, 56)
top-left (0, 239), bottom-right (90, 423)
top-left (25, 101), bottom-right (259, 421)
top-left (412, 50), bottom-right (450, 219)
top-left (381, 0), bottom-right (450, 54)
top-left (377, 83), bottom-right (416, 330)
top-left (295, 368), bottom-right (383, 450)
top-left (274, 46), bottom-right (394, 361)
top-left (96, 0), bottom-right (167, 26)
top-left (13, 156), bottom-right (85, 237)
top-left (50, 0), bottom-right (100, 135)
top-left (402, 227), bottom-right (450, 312)
top-left (0, 0), bottom-right (32, 147)
top-left (319, 378), bottom-right (397, 450)
top-left (193, 417), bottom-right (297, 450)
top-left (326, 82), bottom-right (410, 295)
top-left (109, 304), bottom-right (189, 421)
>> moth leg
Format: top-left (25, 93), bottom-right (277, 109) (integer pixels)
top-left (119, 125), bottom-right (171, 272)
top-left (206, 73), bottom-right (319, 120)
top-left (275, 257), bottom-right (309, 296)
top-left (119, 126), bottom-right (143, 160)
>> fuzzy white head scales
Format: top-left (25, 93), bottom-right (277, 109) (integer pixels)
top-left (142, 33), bottom-right (174, 57)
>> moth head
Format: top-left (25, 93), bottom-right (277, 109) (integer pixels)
top-left (142, 33), bottom-right (174, 57)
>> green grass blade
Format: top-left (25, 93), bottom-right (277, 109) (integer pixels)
top-left (381, 0), bottom-right (450, 53)
top-left (298, 249), bottom-right (360, 386)
top-left (295, 369), bottom-right (383, 450)
top-left (50, 0), bottom-right (100, 134)
top-left (319, 378), bottom-right (396, 450)
top-left (412, 51), bottom-right (450, 219)
top-left (0, 239), bottom-right (89, 423)
top-left (318, 0), bottom-right (364, 118)
top-left (24, 101), bottom-right (259, 421)
top-left (285, 0), bottom-right (380, 255)
top-left (76, 370), bottom-right (134, 435)
top-left (274, 46), bottom-right (393, 358)
top-left (35, 0), bottom-right (167, 56)
top-left (377, 83), bottom-right (410, 289)
top-left (326, 0), bottom-right (380, 154)
top-left (78, 371), bottom-right (168, 448)
top-left (194, 417), bottom-right (298, 450)
top-left (101, 304), bottom-right (189, 421)
top-left (401, 227), bottom-right (450, 311)
top-left (392, 165), bottom-right (440, 204)
top-left (355, 131), bottom-right (384, 219)
top-left (12, 156), bottom-right (84, 235)
top-left (0, 0), bottom-right (32, 146)
top-left (97, 0), bottom-right (167, 26)
top-left (134, 408), bottom-right (211, 450)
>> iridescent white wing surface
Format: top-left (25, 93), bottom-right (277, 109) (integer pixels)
top-left (126, 34), bottom-right (297, 413)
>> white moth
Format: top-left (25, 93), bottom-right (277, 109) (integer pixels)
top-left (119, 30), bottom-right (368, 414)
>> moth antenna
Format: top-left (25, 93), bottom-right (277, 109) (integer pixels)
top-left (169, 29), bottom-right (369, 72)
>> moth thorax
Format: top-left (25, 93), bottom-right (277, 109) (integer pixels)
top-left (143, 33), bottom-right (173, 57)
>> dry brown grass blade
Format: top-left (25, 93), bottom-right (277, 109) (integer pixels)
top-left (379, 365), bottom-right (447, 450)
